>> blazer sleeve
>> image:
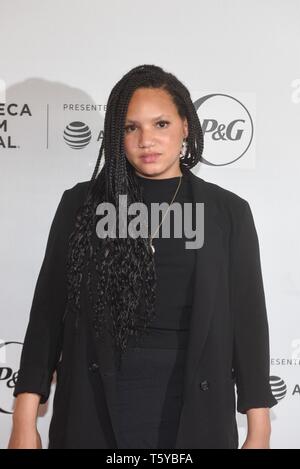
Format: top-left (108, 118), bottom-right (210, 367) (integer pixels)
top-left (230, 200), bottom-right (278, 414)
top-left (13, 189), bottom-right (76, 404)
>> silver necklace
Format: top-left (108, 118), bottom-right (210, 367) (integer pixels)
top-left (149, 175), bottom-right (182, 254)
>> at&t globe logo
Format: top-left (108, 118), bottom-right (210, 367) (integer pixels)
top-left (63, 121), bottom-right (92, 149)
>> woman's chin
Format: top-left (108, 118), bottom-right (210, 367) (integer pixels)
top-left (134, 164), bottom-right (162, 178)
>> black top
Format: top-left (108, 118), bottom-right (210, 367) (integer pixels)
top-left (126, 171), bottom-right (196, 348)
top-left (115, 171), bottom-right (196, 448)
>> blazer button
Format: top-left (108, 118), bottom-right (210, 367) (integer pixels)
top-left (88, 362), bottom-right (99, 372)
top-left (199, 380), bottom-right (210, 391)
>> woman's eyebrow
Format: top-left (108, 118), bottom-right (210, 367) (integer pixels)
top-left (125, 114), bottom-right (171, 124)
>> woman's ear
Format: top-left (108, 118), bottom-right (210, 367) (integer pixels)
top-left (183, 117), bottom-right (189, 139)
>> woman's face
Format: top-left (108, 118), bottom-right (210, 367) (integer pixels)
top-left (124, 87), bottom-right (188, 179)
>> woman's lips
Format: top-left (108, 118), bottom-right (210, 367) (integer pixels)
top-left (140, 153), bottom-right (160, 163)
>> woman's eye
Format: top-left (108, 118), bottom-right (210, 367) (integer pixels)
top-left (157, 120), bottom-right (169, 128)
top-left (124, 125), bottom-right (135, 133)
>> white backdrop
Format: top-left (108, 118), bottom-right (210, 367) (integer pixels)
top-left (1, 0), bottom-right (300, 449)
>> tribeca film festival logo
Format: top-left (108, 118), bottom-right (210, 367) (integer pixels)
top-left (0, 79), bottom-right (32, 150)
top-left (0, 340), bottom-right (22, 415)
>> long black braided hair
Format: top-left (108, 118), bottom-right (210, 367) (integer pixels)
top-left (65, 64), bottom-right (204, 369)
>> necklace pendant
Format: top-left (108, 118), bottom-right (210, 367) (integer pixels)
top-left (150, 241), bottom-right (155, 254)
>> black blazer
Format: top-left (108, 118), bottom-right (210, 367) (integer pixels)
top-left (14, 167), bottom-right (277, 449)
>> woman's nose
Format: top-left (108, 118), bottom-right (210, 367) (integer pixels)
top-left (138, 129), bottom-right (155, 147)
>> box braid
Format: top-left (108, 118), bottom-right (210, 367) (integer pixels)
top-left (64, 64), bottom-right (204, 369)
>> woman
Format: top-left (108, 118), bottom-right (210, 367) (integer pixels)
top-left (8, 64), bottom-right (277, 449)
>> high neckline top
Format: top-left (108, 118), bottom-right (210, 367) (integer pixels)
top-left (135, 172), bottom-right (184, 187)
top-left (135, 172), bottom-right (188, 206)
top-left (135, 173), bottom-right (183, 182)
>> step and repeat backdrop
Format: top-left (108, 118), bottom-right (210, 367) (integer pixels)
top-left (1, 0), bottom-right (300, 449)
